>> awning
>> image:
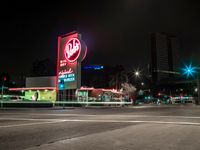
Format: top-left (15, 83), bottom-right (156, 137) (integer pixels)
top-left (9, 87), bottom-right (56, 91)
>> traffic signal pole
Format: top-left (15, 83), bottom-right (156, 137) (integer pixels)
top-left (1, 79), bottom-right (4, 99)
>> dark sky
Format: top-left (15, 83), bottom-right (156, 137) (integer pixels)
top-left (1, 0), bottom-right (200, 76)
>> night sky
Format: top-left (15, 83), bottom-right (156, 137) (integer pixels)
top-left (1, 0), bottom-right (200, 76)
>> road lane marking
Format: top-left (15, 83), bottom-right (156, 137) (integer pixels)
top-left (60, 119), bottom-right (200, 126)
top-left (0, 117), bottom-right (64, 121)
top-left (21, 114), bottom-right (200, 119)
top-left (1, 118), bottom-right (200, 128)
top-left (2, 113), bottom-right (200, 119)
top-left (0, 120), bottom-right (65, 128)
top-left (35, 114), bottom-right (200, 119)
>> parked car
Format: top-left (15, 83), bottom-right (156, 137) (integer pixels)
top-left (169, 96), bottom-right (195, 104)
top-left (2, 95), bottom-right (23, 101)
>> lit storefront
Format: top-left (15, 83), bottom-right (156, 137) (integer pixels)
top-left (77, 87), bottom-right (123, 102)
top-left (9, 76), bottom-right (56, 101)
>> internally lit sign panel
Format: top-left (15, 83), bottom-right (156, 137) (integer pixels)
top-left (64, 38), bottom-right (81, 63)
top-left (57, 32), bottom-right (87, 90)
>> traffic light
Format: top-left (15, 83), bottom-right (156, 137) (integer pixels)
top-left (59, 79), bottom-right (65, 89)
top-left (3, 77), bottom-right (7, 81)
top-left (1, 73), bottom-right (9, 83)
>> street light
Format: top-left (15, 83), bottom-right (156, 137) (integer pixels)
top-left (134, 70), bottom-right (140, 77)
top-left (182, 64), bottom-right (199, 104)
top-left (182, 64), bottom-right (196, 78)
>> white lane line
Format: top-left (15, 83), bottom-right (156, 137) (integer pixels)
top-left (130, 106), bottom-right (160, 108)
top-left (19, 113), bottom-right (200, 119)
top-left (2, 113), bottom-right (200, 119)
top-left (0, 120), bottom-right (65, 128)
top-left (0, 117), bottom-right (63, 122)
top-left (45, 114), bottom-right (200, 119)
top-left (1, 118), bottom-right (200, 128)
top-left (61, 119), bottom-right (200, 126)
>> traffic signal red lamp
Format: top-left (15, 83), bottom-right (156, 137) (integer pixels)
top-left (3, 77), bottom-right (7, 81)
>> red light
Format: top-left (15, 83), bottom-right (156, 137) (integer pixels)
top-left (3, 77), bottom-right (7, 81)
top-left (158, 92), bottom-right (161, 96)
top-left (64, 38), bottom-right (81, 63)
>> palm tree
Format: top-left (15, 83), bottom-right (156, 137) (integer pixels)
top-left (109, 71), bottom-right (128, 90)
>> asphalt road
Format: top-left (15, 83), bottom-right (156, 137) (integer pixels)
top-left (1, 105), bottom-right (200, 150)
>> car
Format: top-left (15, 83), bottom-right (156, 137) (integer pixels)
top-left (2, 95), bottom-right (23, 101)
top-left (169, 96), bottom-right (195, 104)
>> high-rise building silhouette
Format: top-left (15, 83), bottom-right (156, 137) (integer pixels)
top-left (150, 32), bottom-right (180, 86)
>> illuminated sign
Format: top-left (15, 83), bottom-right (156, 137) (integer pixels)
top-left (83, 65), bottom-right (104, 70)
top-left (59, 68), bottom-right (73, 76)
top-left (58, 73), bottom-right (75, 83)
top-left (64, 38), bottom-right (81, 63)
top-left (57, 32), bottom-right (87, 90)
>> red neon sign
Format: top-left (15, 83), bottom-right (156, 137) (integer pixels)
top-left (64, 38), bottom-right (81, 63)
top-left (59, 68), bottom-right (73, 75)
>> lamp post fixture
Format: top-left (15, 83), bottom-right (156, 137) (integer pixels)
top-left (135, 71), bottom-right (140, 77)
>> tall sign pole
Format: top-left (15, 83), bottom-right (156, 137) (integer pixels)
top-left (57, 31), bottom-right (87, 101)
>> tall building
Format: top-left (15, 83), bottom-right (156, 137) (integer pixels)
top-left (150, 32), bottom-right (180, 86)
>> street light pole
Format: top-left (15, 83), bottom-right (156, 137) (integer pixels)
top-left (183, 64), bottom-right (200, 105)
top-left (197, 73), bottom-right (200, 104)
top-left (194, 67), bottom-right (200, 105)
